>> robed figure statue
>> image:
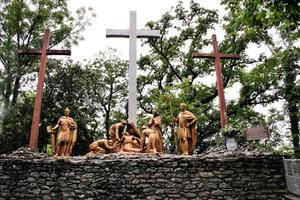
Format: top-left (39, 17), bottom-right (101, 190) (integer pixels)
top-left (47, 107), bottom-right (78, 156)
top-left (174, 103), bottom-right (197, 155)
top-left (147, 110), bottom-right (164, 153)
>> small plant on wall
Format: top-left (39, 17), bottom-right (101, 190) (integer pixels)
top-left (221, 123), bottom-right (245, 151)
top-left (221, 125), bottom-right (241, 138)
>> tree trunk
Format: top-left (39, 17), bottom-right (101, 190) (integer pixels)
top-left (105, 111), bottom-right (110, 140)
top-left (287, 101), bottom-right (300, 157)
top-left (12, 76), bottom-right (20, 104)
top-left (4, 81), bottom-right (11, 109)
top-left (3, 67), bottom-right (12, 109)
top-left (283, 54), bottom-right (300, 158)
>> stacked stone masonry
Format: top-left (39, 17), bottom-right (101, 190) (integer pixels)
top-left (0, 153), bottom-right (286, 199)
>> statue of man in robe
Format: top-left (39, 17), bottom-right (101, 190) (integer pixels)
top-left (174, 103), bottom-right (197, 155)
top-left (108, 120), bottom-right (128, 143)
top-left (147, 110), bottom-right (164, 152)
top-left (49, 107), bottom-right (78, 156)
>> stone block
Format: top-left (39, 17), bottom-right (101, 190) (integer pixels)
top-left (198, 191), bottom-right (210, 198)
top-left (199, 172), bottom-right (214, 178)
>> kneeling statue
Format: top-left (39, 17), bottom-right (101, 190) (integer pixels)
top-left (140, 126), bottom-right (163, 153)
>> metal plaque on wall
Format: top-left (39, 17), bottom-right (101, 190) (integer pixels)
top-left (245, 127), bottom-right (270, 140)
top-left (226, 137), bottom-right (238, 151)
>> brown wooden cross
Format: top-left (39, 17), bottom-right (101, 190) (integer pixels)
top-left (19, 29), bottom-right (71, 151)
top-left (192, 34), bottom-right (240, 128)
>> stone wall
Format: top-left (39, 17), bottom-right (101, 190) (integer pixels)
top-left (0, 150), bottom-right (287, 200)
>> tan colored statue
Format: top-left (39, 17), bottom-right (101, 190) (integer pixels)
top-left (46, 126), bottom-right (56, 155)
top-left (174, 103), bottom-right (197, 155)
top-left (86, 139), bottom-right (121, 156)
top-left (108, 120), bottom-right (127, 143)
top-left (141, 126), bottom-right (163, 154)
top-left (48, 107), bottom-right (77, 156)
top-left (148, 110), bottom-right (164, 152)
top-left (86, 120), bottom-right (143, 155)
top-left (119, 131), bottom-right (142, 153)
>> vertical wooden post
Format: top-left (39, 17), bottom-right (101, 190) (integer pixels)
top-left (29, 29), bottom-right (50, 151)
top-left (192, 34), bottom-right (240, 129)
top-left (212, 34), bottom-right (227, 128)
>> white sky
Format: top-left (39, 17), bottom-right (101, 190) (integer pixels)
top-left (68, 0), bottom-right (225, 62)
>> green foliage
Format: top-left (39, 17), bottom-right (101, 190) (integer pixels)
top-left (0, 0), bottom-right (95, 108)
top-left (0, 92), bottom-right (34, 154)
top-left (244, 142), bottom-right (294, 158)
top-left (222, 0), bottom-right (300, 157)
top-left (221, 125), bottom-right (242, 138)
top-left (45, 144), bottom-right (52, 157)
top-left (138, 0), bottom-right (267, 153)
top-left (85, 48), bottom-right (128, 138)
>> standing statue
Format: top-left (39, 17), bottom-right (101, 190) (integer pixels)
top-left (140, 126), bottom-right (163, 154)
top-left (148, 110), bottom-right (164, 152)
top-left (47, 107), bottom-right (78, 156)
top-left (174, 103), bottom-right (197, 155)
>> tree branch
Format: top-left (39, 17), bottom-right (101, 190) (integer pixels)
top-left (149, 39), bottom-right (183, 82)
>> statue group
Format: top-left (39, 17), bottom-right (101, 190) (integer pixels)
top-left (48, 103), bottom-right (197, 156)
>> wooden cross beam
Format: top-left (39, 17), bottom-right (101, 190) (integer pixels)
top-left (18, 29), bottom-right (71, 151)
top-left (18, 49), bottom-right (71, 56)
top-left (192, 34), bottom-right (240, 128)
top-left (106, 11), bottom-right (160, 125)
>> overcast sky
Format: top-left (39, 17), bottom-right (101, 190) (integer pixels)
top-left (68, 0), bottom-right (225, 62)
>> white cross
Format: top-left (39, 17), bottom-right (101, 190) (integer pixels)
top-left (106, 11), bottom-right (160, 124)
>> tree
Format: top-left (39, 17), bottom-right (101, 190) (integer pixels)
top-left (222, 0), bottom-right (300, 157)
top-left (85, 49), bottom-right (128, 139)
top-left (0, 0), bottom-right (95, 108)
top-left (138, 0), bottom-right (266, 153)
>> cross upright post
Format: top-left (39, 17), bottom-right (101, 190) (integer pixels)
top-left (192, 34), bottom-right (240, 128)
top-left (19, 29), bottom-right (71, 151)
top-left (106, 11), bottom-right (161, 125)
